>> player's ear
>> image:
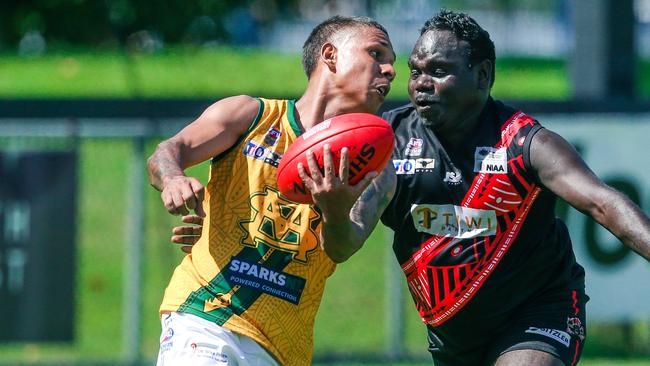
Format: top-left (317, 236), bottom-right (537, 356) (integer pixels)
top-left (320, 42), bottom-right (337, 72)
top-left (475, 59), bottom-right (492, 90)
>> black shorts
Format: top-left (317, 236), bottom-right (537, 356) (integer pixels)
top-left (430, 287), bottom-right (588, 366)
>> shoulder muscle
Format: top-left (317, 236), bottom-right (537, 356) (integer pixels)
top-left (172, 95), bottom-right (260, 168)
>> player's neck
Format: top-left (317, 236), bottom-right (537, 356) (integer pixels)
top-left (436, 114), bottom-right (483, 149)
top-left (295, 76), bottom-right (354, 131)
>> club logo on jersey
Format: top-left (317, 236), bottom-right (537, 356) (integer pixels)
top-left (239, 186), bottom-right (321, 263)
top-left (410, 204), bottom-right (497, 238)
top-left (243, 140), bottom-right (282, 167)
top-left (525, 327), bottom-right (570, 347)
top-left (443, 169), bottom-right (463, 185)
top-left (393, 158), bottom-right (435, 175)
top-left (474, 147), bottom-right (507, 173)
top-left (567, 317), bottom-right (585, 341)
top-left (404, 137), bottom-right (424, 156)
top-left (263, 127), bottom-right (282, 146)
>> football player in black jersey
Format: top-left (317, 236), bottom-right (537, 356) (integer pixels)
top-left (379, 9), bottom-right (650, 366)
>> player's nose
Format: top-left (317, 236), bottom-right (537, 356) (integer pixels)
top-left (382, 63), bottom-right (396, 82)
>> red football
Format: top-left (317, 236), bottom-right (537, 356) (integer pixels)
top-left (277, 112), bottom-right (395, 204)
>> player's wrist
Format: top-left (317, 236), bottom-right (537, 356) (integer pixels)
top-left (161, 174), bottom-right (187, 189)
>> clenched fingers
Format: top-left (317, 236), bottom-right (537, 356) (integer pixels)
top-left (161, 177), bottom-right (206, 217)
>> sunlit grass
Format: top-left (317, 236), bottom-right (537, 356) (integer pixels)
top-left (0, 47), bottom-right (574, 100)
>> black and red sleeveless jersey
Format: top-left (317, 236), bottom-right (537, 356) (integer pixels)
top-left (381, 98), bottom-right (585, 344)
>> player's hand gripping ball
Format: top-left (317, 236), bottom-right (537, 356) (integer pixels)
top-left (277, 113), bottom-right (395, 204)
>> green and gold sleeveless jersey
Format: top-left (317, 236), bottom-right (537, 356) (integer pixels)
top-left (160, 98), bottom-right (336, 365)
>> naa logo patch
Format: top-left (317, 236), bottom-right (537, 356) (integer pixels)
top-left (474, 147), bottom-right (507, 173)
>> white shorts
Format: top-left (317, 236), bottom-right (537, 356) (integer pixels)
top-left (156, 312), bottom-right (280, 366)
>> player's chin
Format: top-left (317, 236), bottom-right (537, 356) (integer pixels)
top-left (418, 106), bottom-right (441, 122)
top-left (419, 111), bottom-right (443, 129)
top-left (362, 95), bottom-right (384, 113)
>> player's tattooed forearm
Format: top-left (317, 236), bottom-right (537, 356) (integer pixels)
top-left (359, 182), bottom-right (377, 203)
top-left (147, 141), bottom-right (184, 191)
top-left (376, 186), bottom-right (393, 214)
top-left (351, 182), bottom-right (386, 235)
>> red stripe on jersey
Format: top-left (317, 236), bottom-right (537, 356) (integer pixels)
top-left (500, 111), bottom-right (536, 147)
top-left (509, 155), bottom-right (534, 192)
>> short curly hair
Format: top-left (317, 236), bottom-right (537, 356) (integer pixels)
top-left (302, 15), bottom-right (389, 78)
top-left (421, 9), bottom-right (496, 86)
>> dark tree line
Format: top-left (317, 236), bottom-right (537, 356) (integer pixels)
top-left (0, 0), bottom-right (299, 49)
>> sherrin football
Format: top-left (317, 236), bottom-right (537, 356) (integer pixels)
top-left (277, 113), bottom-right (395, 204)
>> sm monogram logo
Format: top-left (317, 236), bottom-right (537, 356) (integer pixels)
top-left (239, 186), bottom-right (321, 263)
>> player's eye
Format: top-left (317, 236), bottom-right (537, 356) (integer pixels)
top-left (410, 69), bottom-right (421, 79)
top-left (369, 50), bottom-right (380, 59)
top-left (432, 68), bottom-right (448, 77)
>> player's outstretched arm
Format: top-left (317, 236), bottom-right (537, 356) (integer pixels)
top-left (530, 128), bottom-right (650, 261)
top-left (298, 146), bottom-right (396, 263)
top-left (147, 95), bottom-right (259, 216)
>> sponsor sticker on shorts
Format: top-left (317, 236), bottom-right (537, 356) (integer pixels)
top-left (190, 342), bottom-right (229, 362)
top-left (525, 326), bottom-right (571, 347)
top-left (159, 327), bottom-right (174, 353)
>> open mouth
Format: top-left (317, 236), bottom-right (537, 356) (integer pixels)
top-left (375, 85), bottom-right (390, 98)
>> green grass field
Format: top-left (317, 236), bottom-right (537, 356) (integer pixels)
top-left (4, 47), bottom-right (650, 100)
top-left (0, 47), bottom-right (572, 100)
top-left (0, 48), bottom-right (649, 365)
